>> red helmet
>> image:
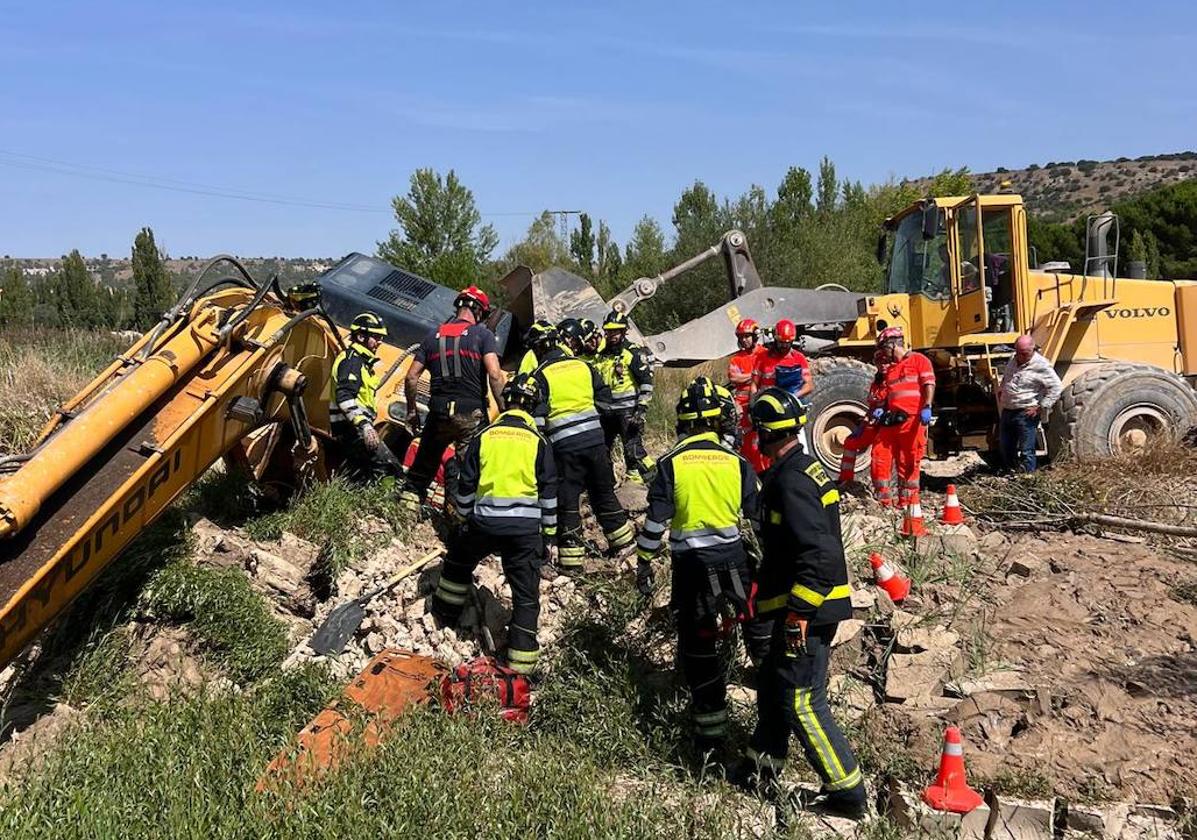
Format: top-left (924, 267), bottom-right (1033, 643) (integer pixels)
top-left (877, 325), bottom-right (904, 345)
top-left (774, 319), bottom-right (797, 343)
top-left (735, 318), bottom-right (759, 337)
top-left (454, 285), bottom-right (491, 318)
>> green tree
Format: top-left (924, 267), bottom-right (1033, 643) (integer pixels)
top-left (503, 211), bottom-right (570, 273)
top-left (816, 156), bottom-right (838, 214)
top-left (569, 213), bottom-right (595, 275)
top-left (132, 227), bottom-right (174, 329)
top-left (0, 265), bottom-right (34, 327)
top-left (54, 250), bottom-right (98, 327)
top-left (378, 168), bottom-right (499, 289)
top-left (594, 220), bottom-right (622, 297)
top-left (622, 216), bottom-right (668, 282)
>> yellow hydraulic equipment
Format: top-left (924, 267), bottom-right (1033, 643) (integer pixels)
top-left (816, 193), bottom-right (1197, 467)
top-left (0, 261), bottom-right (421, 670)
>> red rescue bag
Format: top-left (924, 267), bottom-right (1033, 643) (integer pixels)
top-left (439, 656), bottom-right (531, 724)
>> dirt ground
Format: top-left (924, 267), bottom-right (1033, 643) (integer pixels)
top-left (974, 532), bottom-right (1197, 801)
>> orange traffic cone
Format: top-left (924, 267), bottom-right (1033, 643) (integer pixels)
top-left (922, 726), bottom-right (984, 813)
top-left (900, 501), bottom-right (928, 538)
top-left (869, 552), bottom-right (911, 603)
top-left (940, 484), bottom-right (965, 525)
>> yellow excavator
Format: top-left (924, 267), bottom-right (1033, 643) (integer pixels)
top-left (0, 254), bottom-right (514, 670)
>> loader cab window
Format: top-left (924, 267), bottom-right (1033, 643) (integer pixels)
top-left (886, 211), bottom-right (950, 300)
top-left (981, 207), bottom-right (1016, 332)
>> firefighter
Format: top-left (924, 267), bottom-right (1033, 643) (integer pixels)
top-left (329, 312), bottom-right (403, 480)
top-left (579, 317), bottom-right (603, 361)
top-left (533, 322), bottom-right (634, 573)
top-left (736, 387), bottom-right (866, 816)
top-left (400, 285), bottom-right (506, 514)
top-left (837, 350), bottom-right (895, 506)
top-left (432, 373), bottom-right (557, 675)
top-left (875, 326), bottom-right (935, 511)
top-left (687, 375), bottom-right (740, 451)
top-left (635, 377), bottom-right (764, 754)
top-left (519, 319), bottom-right (556, 375)
top-left (593, 310), bottom-right (655, 484)
top-left (727, 318), bottom-right (767, 471)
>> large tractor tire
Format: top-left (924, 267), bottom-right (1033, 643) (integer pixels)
top-left (807, 357), bottom-right (875, 475)
top-left (1046, 363), bottom-right (1197, 459)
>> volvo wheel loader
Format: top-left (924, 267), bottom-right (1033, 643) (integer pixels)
top-left (813, 192), bottom-right (1197, 475)
top-left (510, 197), bottom-right (1197, 479)
top-left (0, 254), bottom-right (513, 671)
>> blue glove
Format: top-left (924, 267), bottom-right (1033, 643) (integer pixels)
top-left (869, 407), bottom-right (884, 421)
top-left (919, 407), bottom-right (933, 425)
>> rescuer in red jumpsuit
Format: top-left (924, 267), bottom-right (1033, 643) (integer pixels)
top-left (727, 318), bottom-right (768, 472)
top-left (753, 320), bottom-right (813, 471)
top-left (875, 327), bottom-right (936, 511)
top-left (836, 351), bottom-right (895, 506)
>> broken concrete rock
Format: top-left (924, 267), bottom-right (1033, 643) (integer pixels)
top-left (895, 624), bottom-right (961, 655)
top-left (985, 793), bottom-right (1056, 840)
top-left (946, 668), bottom-right (1032, 699)
top-left (832, 618), bottom-right (865, 647)
top-left (828, 674), bottom-right (875, 723)
top-left (915, 526), bottom-right (979, 559)
top-left (886, 647), bottom-right (965, 704)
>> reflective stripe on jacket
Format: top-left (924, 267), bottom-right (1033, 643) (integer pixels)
top-left (453, 409), bottom-right (558, 536)
top-left (594, 343), bottom-right (654, 413)
top-left (532, 347), bottom-right (610, 453)
top-left (754, 446), bottom-right (852, 624)
top-left (883, 351), bottom-right (934, 414)
top-left (329, 342), bottom-right (380, 427)
top-left (637, 431), bottom-right (758, 559)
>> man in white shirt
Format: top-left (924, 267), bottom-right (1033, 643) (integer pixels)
top-left (997, 335), bottom-right (1063, 472)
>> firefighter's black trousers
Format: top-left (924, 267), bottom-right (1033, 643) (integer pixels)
top-left (601, 411), bottom-right (650, 475)
top-left (671, 549), bottom-right (772, 746)
top-left (433, 527), bottom-right (544, 671)
top-left (554, 443), bottom-right (632, 567)
top-left (332, 423), bottom-right (401, 482)
top-left (748, 620), bottom-right (865, 802)
top-left (403, 408), bottom-right (483, 499)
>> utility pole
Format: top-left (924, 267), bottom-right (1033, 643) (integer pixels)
top-left (547, 209), bottom-right (582, 245)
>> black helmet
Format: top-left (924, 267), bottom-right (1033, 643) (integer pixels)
top-left (579, 318), bottom-right (598, 341)
top-left (558, 317), bottom-right (585, 350)
top-left (603, 309), bottom-right (630, 332)
top-left (502, 373), bottom-right (540, 409)
top-left (750, 386), bottom-right (807, 436)
top-left (525, 318), bottom-right (557, 352)
top-left (351, 311), bottom-right (388, 338)
top-left (676, 376), bottom-right (723, 424)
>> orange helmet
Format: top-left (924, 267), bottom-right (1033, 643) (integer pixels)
top-left (735, 318), bottom-right (759, 337)
top-left (774, 319), bottom-right (797, 343)
top-left (454, 285), bottom-right (491, 318)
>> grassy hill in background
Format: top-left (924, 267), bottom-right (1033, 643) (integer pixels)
top-left (907, 151), bottom-right (1197, 221)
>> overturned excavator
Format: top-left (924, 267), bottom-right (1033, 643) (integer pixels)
top-left (0, 236), bottom-right (862, 672)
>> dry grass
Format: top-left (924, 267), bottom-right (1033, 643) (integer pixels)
top-left (967, 442), bottom-right (1197, 547)
top-left (0, 329), bottom-right (127, 455)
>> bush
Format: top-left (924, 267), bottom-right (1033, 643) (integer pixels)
top-left (0, 328), bottom-right (127, 454)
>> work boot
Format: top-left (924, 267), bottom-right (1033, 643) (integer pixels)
top-left (814, 786), bottom-right (869, 820)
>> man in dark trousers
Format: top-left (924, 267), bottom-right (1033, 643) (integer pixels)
top-left (533, 322), bottom-right (634, 573)
top-left (400, 285), bottom-right (506, 514)
top-left (636, 377), bottom-right (765, 757)
top-left (593, 310), bottom-right (656, 484)
top-left (736, 386), bottom-right (867, 818)
top-left (431, 373), bottom-right (557, 675)
top-left (329, 311), bottom-right (403, 480)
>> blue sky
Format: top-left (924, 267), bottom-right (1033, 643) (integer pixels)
top-left (2, 1), bottom-right (1194, 258)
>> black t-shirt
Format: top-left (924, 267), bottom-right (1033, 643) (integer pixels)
top-left (414, 318), bottom-right (498, 413)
